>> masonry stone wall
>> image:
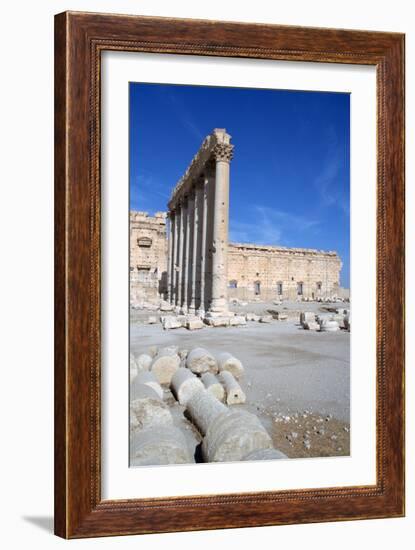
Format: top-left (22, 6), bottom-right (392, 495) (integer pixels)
top-left (130, 211), bottom-right (343, 304)
top-left (130, 211), bottom-right (168, 303)
top-left (227, 243), bottom-right (342, 301)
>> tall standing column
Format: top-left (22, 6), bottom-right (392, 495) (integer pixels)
top-left (184, 193), bottom-right (194, 311)
top-left (194, 177), bottom-right (204, 313)
top-left (198, 174), bottom-right (210, 315)
top-left (177, 201), bottom-right (186, 308)
top-left (189, 185), bottom-right (200, 313)
top-left (173, 207), bottom-right (180, 305)
top-left (167, 211), bottom-right (173, 303)
top-left (208, 142), bottom-right (234, 315)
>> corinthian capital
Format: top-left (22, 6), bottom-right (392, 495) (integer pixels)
top-left (212, 143), bottom-right (234, 163)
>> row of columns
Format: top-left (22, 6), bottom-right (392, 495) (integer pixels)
top-left (167, 138), bottom-right (234, 317)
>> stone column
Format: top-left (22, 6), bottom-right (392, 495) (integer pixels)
top-left (208, 142), bottom-right (234, 315)
top-left (195, 178), bottom-right (205, 314)
top-left (189, 183), bottom-right (200, 313)
top-left (183, 194), bottom-right (193, 311)
top-left (173, 207), bottom-right (180, 305)
top-left (167, 211), bottom-right (173, 303)
top-left (177, 200), bottom-right (186, 308)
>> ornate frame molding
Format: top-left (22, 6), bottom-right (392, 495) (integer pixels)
top-left (54, 11), bottom-right (405, 538)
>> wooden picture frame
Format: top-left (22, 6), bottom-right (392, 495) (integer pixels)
top-left (54, 11), bottom-right (405, 538)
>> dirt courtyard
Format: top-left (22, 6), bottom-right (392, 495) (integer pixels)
top-left (130, 300), bottom-right (350, 459)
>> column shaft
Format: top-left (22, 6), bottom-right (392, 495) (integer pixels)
top-left (184, 194), bottom-right (194, 311)
top-left (177, 203), bottom-right (185, 307)
top-left (189, 186), bottom-right (199, 313)
top-left (167, 212), bottom-right (173, 303)
top-left (209, 158), bottom-right (230, 314)
top-left (195, 180), bottom-right (205, 313)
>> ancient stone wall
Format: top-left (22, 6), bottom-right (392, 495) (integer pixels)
top-left (130, 211), bottom-right (168, 304)
top-left (130, 214), bottom-right (343, 303)
top-left (227, 243), bottom-right (342, 301)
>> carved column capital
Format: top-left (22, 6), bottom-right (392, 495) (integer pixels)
top-left (212, 143), bottom-right (234, 163)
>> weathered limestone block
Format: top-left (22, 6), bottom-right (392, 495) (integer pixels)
top-left (171, 368), bottom-right (205, 406)
top-left (130, 384), bottom-right (173, 432)
top-left (217, 352), bottom-right (244, 379)
top-left (162, 316), bottom-right (182, 330)
top-left (150, 350), bottom-right (180, 385)
top-left (161, 345), bottom-right (179, 355)
top-left (300, 311), bottom-right (316, 326)
top-left (319, 319), bottom-right (340, 332)
top-left (202, 410), bottom-right (274, 463)
top-left (186, 389), bottom-right (228, 435)
top-left (201, 372), bottom-right (225, 402)
top-left (160, 302), bottom-right (174, 312)
top-left (130, 353), bottom-right (139, 382)
top-left (130, 425), bottom-right (194, 466)
top-left (132, 371), bottom-right (164, 399)
top-left (304, 321), bottom-right (320, 331)
top-left (186, 347), bottom-right (218, 374)
top-left (148, 346), bottom-right (158, 358)
top-left (178, 349), bottom-right (189, 360)
top-left (259, 315), bottom-right (273, 323)
top-left (148, 316), bottom-right (157, 324)
top-left (242, 447), bottom-right (288, 461)
top-left (245, 312), bottom-right (256, 321)
top-left (330, 313), bottom-right (346, 328)
top-left (278, 314), bottom-right (288, 321)
top-left (204, 317), bottom-right (230, 327)
top-left (229, 316), bottom-right (247, 326)
top-left (136, 353), bottom-right (152, 371)
top-left (219, 371), bottom-right (246, 404)
top-left (344, 314), bottom-right (351, 331)
top-left (186, 318), bottom-right (204, 330)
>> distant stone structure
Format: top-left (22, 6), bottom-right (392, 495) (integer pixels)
top-left (130, 129), bottom-right (345, 307)
top-left (130, 211), bottom-right (167, 304)
top-left (227, 243), bottom-right (342, 301)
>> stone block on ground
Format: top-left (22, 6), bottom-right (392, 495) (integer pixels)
top-left (217, 352), bottom-right (244, 379)
top-left (130, 425), bottom-right (194, 466)
top-left (278, 314), bottom-right (288, 321)
top-left (186, 318), bottom-right (204, 330)
top-left (170, 368), bottom-right (205, 406)
top-left (204, 317), bottom-right (230, 327)
top-left (259, 315), bottom-right (273, 323)
top-left (242, 447), bottom-right (288, 460)
top-left (304, 321), bottom-right (320, 331)
top-left (229, 316), bottom-right (247, 326)
top-left (147, 316), bottom-right (157, 324)
top-left (178, 349), bottom-right (189, 360)
top-left (300, 311), bottom-right (316, 326)
top-left (159, 302), bottom-right (174, 312)
top-left (202, 410), bottom-right (274, 463)
top-left (136, 353), bottom-right (153, 371)
top-left (148, 346), bottom-right (158, 358)
top-left (219, 371), bottom-right (246, 405)
top-left (319, 319), bottom-right (340, 332)
top-left (201, 372), bottom-right (225, 402)
top-left (132, 371), bottom-right (164, 399)
top-left (150, 349), bottom-right (181, 385)
top-left (186, 389), bottom-right (228, 435)
top-left (162, 316), bottom-right (182, 330)
top-left (130, 353), bottom-right (139, 382)
top-left (130, 384), bottom-right (173, 432)
top-left (186, 347), bottom-right (218, 374)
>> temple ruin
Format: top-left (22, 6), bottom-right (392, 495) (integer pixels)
top-left (130, 129), bottom-right (346, 309)
top-left (167, 128), bottom-right (234, 318)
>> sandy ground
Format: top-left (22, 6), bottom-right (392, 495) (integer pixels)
top-left (130, 300), bottom-right (350, 459)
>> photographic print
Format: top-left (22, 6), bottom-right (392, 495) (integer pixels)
top-left (129, 82), bottom-right (350, 467)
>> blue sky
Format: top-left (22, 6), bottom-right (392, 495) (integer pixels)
top-left (130, 83), bottom-right (350, 287)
